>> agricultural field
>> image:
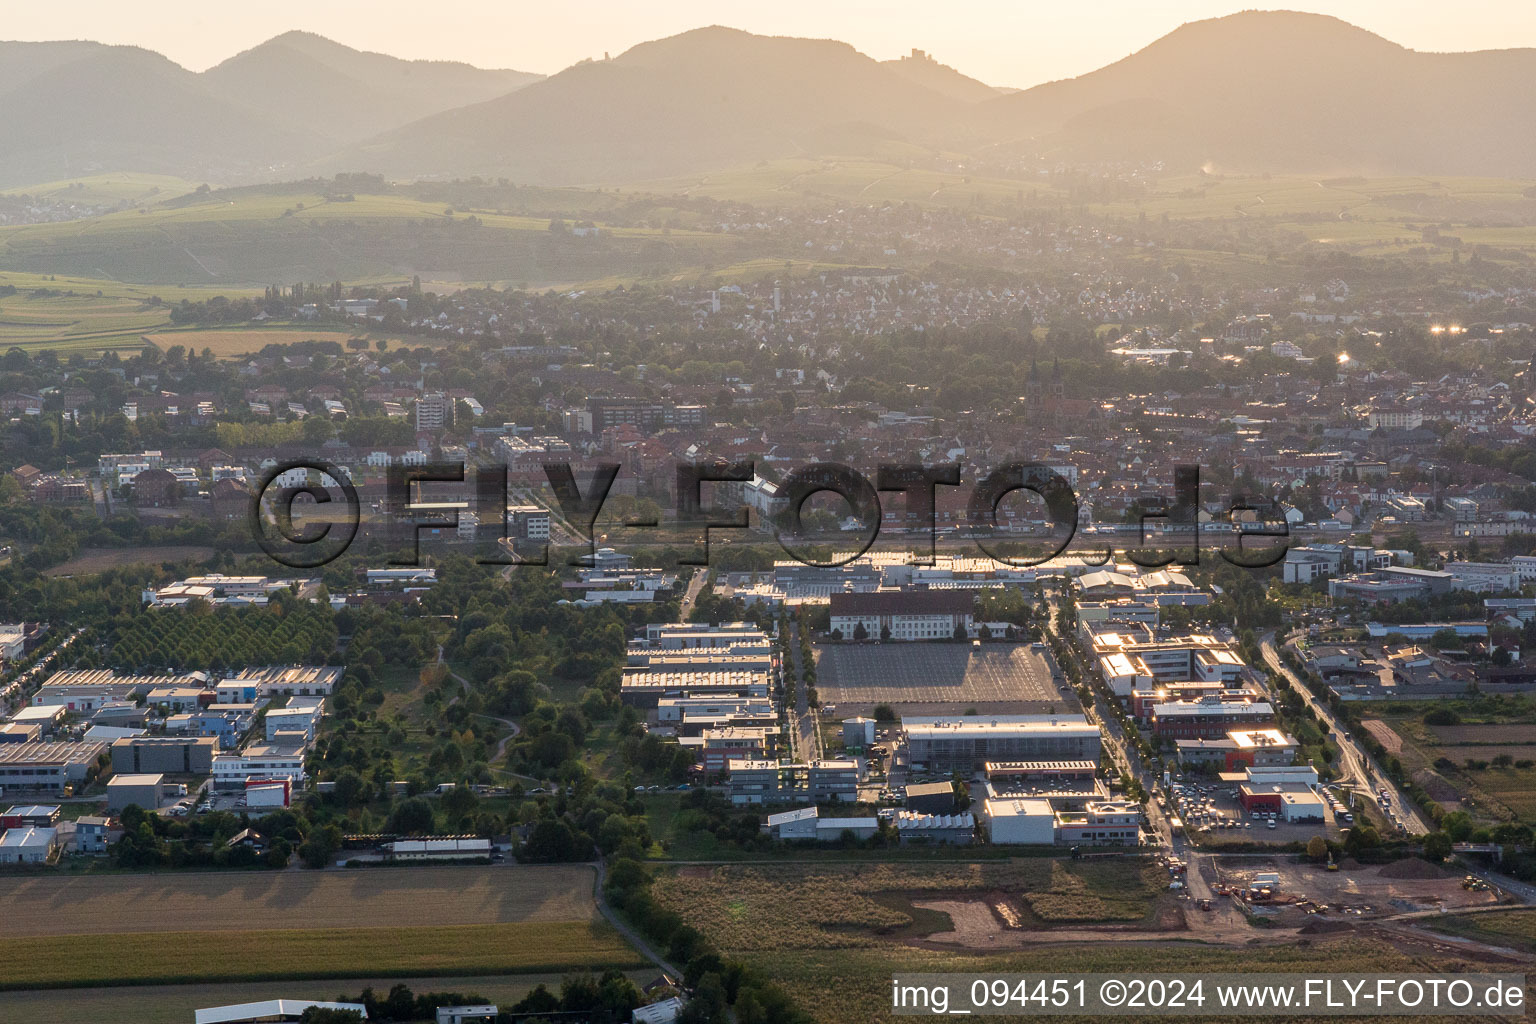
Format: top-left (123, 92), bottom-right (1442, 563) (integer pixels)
top-left (649, 859), bottom-right (1167, 954)
top-left (1426, 909), bottom-right (1536, 955)
top-left (0, 865), bottom-right (647, 991)
top-left (2, 971), bottom-right (655, 1024)
top-left (0, 920), bottom-right (641, 990)
top-left (1, 173), bottom-right (201, 207)
top-left (1366, 695), bottom-right (1536, 823)
top-left (43, 545), bottom-right (214, 577)
top-left (0, 864), bottom-right (600, 936)
top-left (0, 186), bottom-right (744, 286)
top-left (0, 289), bottom-right (171, 354)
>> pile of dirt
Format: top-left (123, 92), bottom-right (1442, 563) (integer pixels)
top-left (1377, 857), bottom-right (1453, 880)
top-left (1298, 918), bottom-right (1354, 935)
top-left (1335, 857), bottom-right (1366, 871)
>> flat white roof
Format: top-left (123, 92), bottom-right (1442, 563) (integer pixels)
top-left (108, 774), bottom-right (164, 786)
top-left (195, 1000), bottom-right (368, 1024)
top-left (983, 797), bottom-right (1055, 818)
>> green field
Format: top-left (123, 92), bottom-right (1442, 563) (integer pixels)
top-left (1370, 696), bottom-right (1536, 824)
top-left (0, 186), bottom-right (743, 287)
top-left (2, 173), bottom-right (203, 207)
top-left (1426, 909), bottom-right (1536, 954)
top-left (0, 921), bottom-right (644, 990)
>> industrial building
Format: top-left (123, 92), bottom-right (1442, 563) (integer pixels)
top-left (0, 825), bottom-right (59, 863)
top-left (1, 804), bottom-right (61, 828)
top-left (106, 773), bottom-right (165, 813)
top-left (895, 811), bottom-right (975, 844)
top-left (620, 669), bottom-right (770, 708)
top-left (0, 741), bottom-right (108, 791)
top-left (903, 781), bottom-right (957, 815)
top-left (763, 806), bottom-right (879, 841)
top-left (110, 736), bottom-right (217, 775)
top-left (194, 1000), bottom-right (368, 1024)
top-left (902, 715), bottom-right (1101, 773)
top-left (982, 796), bottom-right (1140, 846)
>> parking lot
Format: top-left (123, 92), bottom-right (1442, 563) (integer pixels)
top-left (815, 641), bottom-right (1072, 713)
top-left (1166, 777), bottom-right (1346, 843)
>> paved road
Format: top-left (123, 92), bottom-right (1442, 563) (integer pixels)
top-left (1260, 634), bottom-right (1429, 835)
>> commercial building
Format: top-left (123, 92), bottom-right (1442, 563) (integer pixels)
top-left (656, 696), bottom-right (777, 728)
top-left (1238, 783), bottom-right (1327, 822)
top-left (0, 722), bottom-right (41, 743)
top-left (106, 773), bottom-right (165, 813)
top-left (0, 741), bottom-right (107, 791)
top-left (509, 505), bottom-right (551, 541)
top-left (726, 758), bottom-right (860, 806)
top-left (982, 796), bottom-right (1139, 846)
top-left (0, 825), bottom-right (59, 863)
top-left (842, 717), bottom-right (876, 748)
top-left (146, 686), bottom-right (213, 713)
top-left (246, 779), bottom-right (292, 809)
top-left (902, 715), bottom-right (1101, 773)
top-left (1089, 628), bottom-right (1247, 697)
top-left (829, 590), bottom-right (975, 641)
top-left (762, 806), bottom-right (878, 841)
top-left (385, 836), bottom-right (492, 861)
top-left (1175, 728), bottom-right (1298, 771)
top-left (264, 705), bottom-right (322, 745)
top-left (437, 1007), bottom-right (499, 1024)
top-left (194, 1001), bottom-right (368, 1024)
top-left (1, 804), bottom-right (61, 828)
top-left (1282, 544), bottom-right (1391, 585)
top-left (620, 669), bottom-right (770, 708)
top-left (679, 726), bottom-right (781, 772)
top-left (904, 781), bottom-right (957, 815)
top-left (110, 736), bottom-right (217, 776)
top-left (212, 745), bottom-right (306, 790)
top-left (1149, 697), bottom-right (1275, 739)
top-left (895, 811), bottom-right (975, 844)
top-left (219, 665), bottom-right (342, 699)
top-left (143, 574), bottom-right (303, 608)
top-left (981, 797), bottom-right (1057, 844)
top-left (8, 705), bottom-right (66, 734)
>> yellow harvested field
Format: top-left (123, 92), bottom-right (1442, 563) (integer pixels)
top-left (0, 864), bottom-right (599, 937)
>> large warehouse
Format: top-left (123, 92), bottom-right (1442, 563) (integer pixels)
top-left (902, 715), bottom-right (1101, 773)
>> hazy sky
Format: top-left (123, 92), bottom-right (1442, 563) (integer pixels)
top-left (14, 1), bottom-right (1536, 87)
